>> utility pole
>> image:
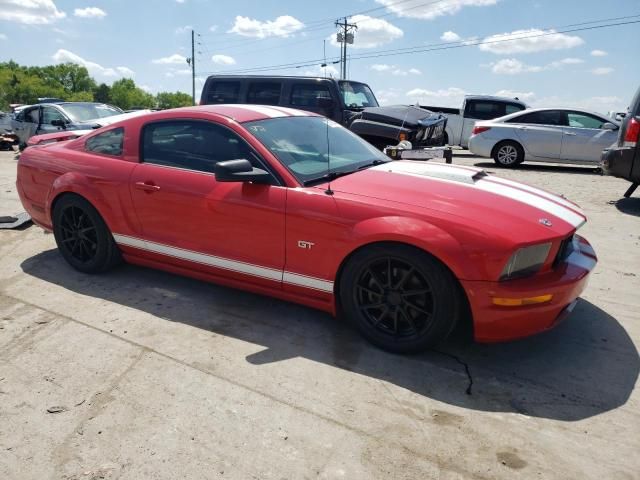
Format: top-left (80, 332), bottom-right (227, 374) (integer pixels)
top-left (187, 29), bottom-right (196, 105)
top-left (335, 17), bottom-right (357, 79)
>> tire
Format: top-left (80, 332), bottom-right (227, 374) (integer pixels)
top-left (493, 140), bottom-right (524, 167)
top-left (339, 244), bottom-right (462, 353)
top-left (52, 194), bottom-right (121, 273)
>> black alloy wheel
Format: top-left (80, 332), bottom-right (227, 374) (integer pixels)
top-left (58, 205), bottom-right (99, 264)
top-left (340, 244), bottom-right (461, 353)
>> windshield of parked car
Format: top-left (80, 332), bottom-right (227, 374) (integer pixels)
top-left (245, 116), bottom-right (389, 185)
top-left (62, 103), bottom-right (122, 122)
top-left (339, 82), bottom-right (379, 109)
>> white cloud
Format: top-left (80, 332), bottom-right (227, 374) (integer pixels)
top-left (52, 49), bottom-right (133, 78)
top-left (441, 31), bottom-right (461, 42)
top-left (370, 64), bottom-right (421, 76)
top-left (592, 67), bottom-right (613, 75)
top-left (0, 0), bottom-right (66, 24)
top-left (479, 28), bottom-right (583, 54)
top-left (591, 49), bottom-right (607, 57)
top-left (376, 87), bottom-right (402, 105)
top-left (301, 65), bottom-right (339, 78)
top-left (532, 95), bottom-right (624, 114)
top-left (211, 54), bottom-right (236, 65)
top-left (491, 58), bottom-right (543, 74)
top-left (175, 0), bottom-right (186, 3)
top-left (209, 25), bottom-right (218, 32)
top-left (0, 33), bottom-right (6, 40)
top-left (140, 85), bottom-right (153, 93)
top-left (152, 53), bottom-right (188, 65)
top-left (329, 14), bottom-right (403, 49)
top-left (494, 90), bottom-right (536, 102)
top-left (175, 25), bottom-right (192, 34)
top-left (376, 0), bottom-right (498, 19)
top-left (547, 57), bottom-right (584, 69)
top-left (406, 87), bottom-right (468, 107)
top-left (73, 7), bottom-right (106, 18)
top-left (165, 69), bottom-right (191, 78)
top-left (229, 15), bottom-right (304, 38)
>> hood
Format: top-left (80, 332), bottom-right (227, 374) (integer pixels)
top-left (75, 109), bottom-right (152, 128)
top-left (328, 161), bottom-right (585, 241)
top-left (359, 105), bottom-right (444, 128)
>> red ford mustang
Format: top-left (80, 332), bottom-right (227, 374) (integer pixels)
top-left (16, 105), bottom-right (597, 352)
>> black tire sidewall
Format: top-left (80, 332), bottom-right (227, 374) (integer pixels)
top-left (52, 195), bottom-right (116, 273)
top-left (339, 244), bottom-right (460, 353)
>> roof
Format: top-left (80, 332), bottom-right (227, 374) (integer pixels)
top-left (138, 104), bottom-right (319, 124)
top-left (465, 95), bottom-right (527, 105)
top-left (496, 107), bottom-right (618, 123)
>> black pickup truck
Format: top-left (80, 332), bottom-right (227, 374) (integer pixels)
top-left (199, 75), bottom-right (447, 149)
top-left (602, 85), bottom-right (640, 197)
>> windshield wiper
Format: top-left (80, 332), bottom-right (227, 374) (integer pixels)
top-left (357, 159), bottom-right (389, 170)
top-left (303, 170), bottom-right (357, 186)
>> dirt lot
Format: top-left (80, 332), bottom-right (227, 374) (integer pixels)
top-left (1, 148), bottom-right (639, 480)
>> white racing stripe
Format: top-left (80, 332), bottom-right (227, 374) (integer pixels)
top-left (268, 106), bottom-right (309, 117)
top-left (228, 104), bottom-right (288, 118)
top-left (112, 234), bottom-right (334, 293)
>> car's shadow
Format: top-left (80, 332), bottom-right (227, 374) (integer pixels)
top-left (472, 161), bottom-right (603, 176)
top-left (21, 250), bottom-right (639, 422)
top-left (612, 196), bottom-right (640, 217)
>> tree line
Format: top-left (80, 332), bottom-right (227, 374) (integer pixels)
top-left (0, 61), bottom-right (193, 111)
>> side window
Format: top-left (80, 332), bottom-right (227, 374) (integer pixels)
top-left (141, 120), bottom-right (254, 173)
top-left (507, 111), bottom-right (565, 126)
top-left (465, 101), bottom-right (504, 120)
top-left (42, 106), bottom-right (66, 124)
top-left (567, 112), bottom-right (605, 129)
top-left (206, 81), bottom-right (241, 104)
top-left (247, 82), bottom-right (282, 105)
top-left (86, 128), bottom-right (124, 156)
top-left (290, 84), bottom-right (332, 107)
top-left (25, 107), bottom-right (40, 124)
top-left (505, 103), bottom-right (525, 115)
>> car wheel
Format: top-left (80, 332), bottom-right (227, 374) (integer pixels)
top-left (339, 244), bottom-right (462, 353)
top-left (493, 141), bottom-right (524, 167)
top-left (52, 194), bottom-right (121, 273)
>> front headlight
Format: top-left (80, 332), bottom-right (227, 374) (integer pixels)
top-left (500, 243), bottom-right (552, 281)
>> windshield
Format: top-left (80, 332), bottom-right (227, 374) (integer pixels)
top-left (339, 82), bottom-right (379, 109)
top-left (63, 103), bottom-right (122, 122)
top-left (245, 116), bottom-right (389, 185)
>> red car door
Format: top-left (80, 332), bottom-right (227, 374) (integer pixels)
top-left (126, 119), bottom-right (286, 290)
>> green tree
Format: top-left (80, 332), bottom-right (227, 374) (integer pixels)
top-left (156, 91), bottom-right (193, 109)
top-left (93, 83), bottom-right (111, 104)
top-left (109, 78), bottom-right (155, 110)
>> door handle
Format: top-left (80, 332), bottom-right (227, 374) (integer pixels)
top-left (565, 132), bottom-right (577, 136)
top-left (135, 181), bottom-right (161, 192)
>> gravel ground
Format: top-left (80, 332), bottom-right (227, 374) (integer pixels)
top-left (0, 148), bottom-right (639, 480)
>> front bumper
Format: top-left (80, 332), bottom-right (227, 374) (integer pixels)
top-left (601, 146), bottom-right (636, 181)
top-left (461, 235), bottom-right (597, 343)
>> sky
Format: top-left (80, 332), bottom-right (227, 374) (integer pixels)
top-left (1, 0), bottom-right (638, 113)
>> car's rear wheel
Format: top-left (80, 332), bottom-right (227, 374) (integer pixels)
top-left (339, 244), bottom-right (461, 353)
top-left (52, 195), bottom-right (121, 273)
top-left (493, 141), bottom-right (524, 167)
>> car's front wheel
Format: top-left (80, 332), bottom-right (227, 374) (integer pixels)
top-left (493, 140), bottom-right (524, 167)
top-left (52, 194), bottom-right (121, 273)
top-left (339, 244), bottom-right (462, 353)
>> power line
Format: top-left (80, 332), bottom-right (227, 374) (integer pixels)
top-left (196, 16), bottom-right (639, 76)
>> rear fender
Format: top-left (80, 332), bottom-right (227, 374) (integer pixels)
top-left (341, 216), bottom-right (482, 281)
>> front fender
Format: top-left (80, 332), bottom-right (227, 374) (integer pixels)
top-left (349, 119), bottom-right (411, 141)
top-left (341, 216), bottom-right (483, 281)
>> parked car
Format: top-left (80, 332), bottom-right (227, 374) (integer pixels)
top-left (11, 102), bottom-right (124, 148)
top-left (17, 105), bottom-right (597, 353)
top-left (469, 108), bottom-right (619, 167)
top-left (199, 75), bottom-right (447, 149)
top-left (601, 86), bottom-right (640, 197)
top-left (607, 110), bottom-right (627, 122)
top-left (421, 95), bottom-right (527, 147)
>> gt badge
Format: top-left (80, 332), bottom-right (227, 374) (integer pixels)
top-left (298, 241), bottom-right (315, 250)
top-left (539, 218), bottom-right (553, 227)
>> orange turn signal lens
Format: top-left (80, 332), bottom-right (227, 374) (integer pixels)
top-left (492, 294), bottom-right (553, 307)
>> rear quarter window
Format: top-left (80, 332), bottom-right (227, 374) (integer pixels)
top-left (205, 81), bottom-right (241, 104)
top-left (247, 82), bottom-right (282, 105)
top-left (85, 128), bottom-right (124, 156)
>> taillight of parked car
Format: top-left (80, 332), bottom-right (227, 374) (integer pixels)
top-left (472, 126), bottom-right (491, 135)
top-left (624, 117), bottom-right (640, 147)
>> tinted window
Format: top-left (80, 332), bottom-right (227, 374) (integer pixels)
top-left (86, 128), bottom-right (124, 156)
top-left (63, 103), bottom-right (121, 122)
top-left (247, 82), bottom-right (282, 105)
top-left (42, 106), bottom-right (66, 124)
top-left (206, 81), bottom-right (241, 104)
top-left (507, 111), bottom-right (566, 126)
top-left (505, 103), bottom-right (525, 115)
top-left (567, 112), bottom-right (606, 129)
top-left (25, 107), bottom-right (40, 124)
top-left (339, 82), bottom-right (378, 108)
top-left (290, 84), bottom-right (332, 107)
top-left (141, 120), bottom-right (253, 173)
top-left (465, 101), bottom-right (504, 120)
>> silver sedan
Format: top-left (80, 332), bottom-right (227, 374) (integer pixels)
top-left (468, 108), bottom-right (619, 167)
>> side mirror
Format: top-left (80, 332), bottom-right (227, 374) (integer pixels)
top-left (51, 119), bottom-right (67, 128)
top-left (602, 122), bottom-right (618, 131)
top-left (316, 97), bottom-right (335, 110)
top-left (214, 159), bottom-right (272, 184)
